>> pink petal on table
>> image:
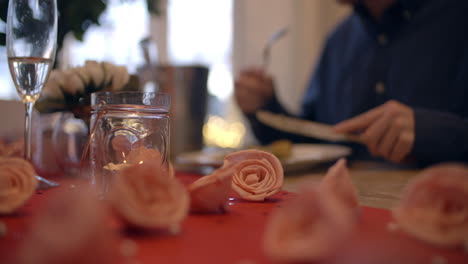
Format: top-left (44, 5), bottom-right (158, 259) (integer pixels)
top-left (109, 162), bottom-right (189, 231)
top-left (16, 188), bottom-right (117, 264)
top-left (188, 163), bottom-right (235, 213)
top-left (263, 184), bottom-right (356, 262)
top-left (392, 163), bottom-right (468, 247)
top-left (320, 158), bottom-right (359, 209)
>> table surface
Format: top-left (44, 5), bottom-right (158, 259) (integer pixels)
top-left (283, 161), bottom-right (420, 209)
top-left (1, 164), bottom-right (467, 264)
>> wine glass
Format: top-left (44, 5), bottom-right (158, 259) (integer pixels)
top-left (6, 0), bottom-right (59, 188)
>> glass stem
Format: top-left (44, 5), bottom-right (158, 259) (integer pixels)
top-left (24, 101), bottom-right (34, 161)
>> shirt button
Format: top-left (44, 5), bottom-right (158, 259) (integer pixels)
top-left (377, 34), bottom-right (388, 46)
top-left (375, 82), bottom-right (385, 94)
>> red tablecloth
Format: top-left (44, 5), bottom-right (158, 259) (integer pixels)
top-left (1, 172), bottom-right (467, 264)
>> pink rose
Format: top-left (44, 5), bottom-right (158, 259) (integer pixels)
top-left (0, 158), bottom-right (37, 214)
top-left (17, 188), bottom-right (117, 264)
top-left (224, 149), bottom-right (283, 201)
top-left (263, 184), bottom-right (356, 262)
top-left (392, 163), bottom-right (468, 247)
top-left (109, 162), bottom-right (189, 231)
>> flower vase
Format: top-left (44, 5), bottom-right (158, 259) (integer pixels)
top-left (52, 112), bottom-right (89, 177)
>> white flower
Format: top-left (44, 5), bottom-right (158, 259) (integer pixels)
top-left (62, 69), bottom-right (85, 95)
top-left (84, 60), bottom-right (105, 88)
top-left (39, 61), bottom-right (131, 105)
top-left (102, 61), bottom-right (130, 90)
top-left (42, 70), bottom-right (66, 99)
top-left (102, 61), bottom-right (115, 87)
top-left (74, 66), bottom-right (91, 87)
top-left (111, 66), bottom-right (130, 91)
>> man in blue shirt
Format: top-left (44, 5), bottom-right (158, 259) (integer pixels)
top-left (235, 0), bottom-right (468, 166)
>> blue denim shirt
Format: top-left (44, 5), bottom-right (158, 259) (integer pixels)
top-left (248, 0), bottom-right (468, 166)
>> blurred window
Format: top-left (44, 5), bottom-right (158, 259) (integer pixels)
top-left (167, 0), bottom-right (240, 147)
top-left (168, 0), bottom-right (233, 101)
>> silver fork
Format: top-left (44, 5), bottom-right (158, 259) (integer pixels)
top-left (262, 26), bottom-right (289, 69)
top-left (36, 175), bottom-right (60, 190)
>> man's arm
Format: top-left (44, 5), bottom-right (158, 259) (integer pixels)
top-left (334, 101), bottom-right (468, 165)
top-left (412, 108), bottom-right (468, 164)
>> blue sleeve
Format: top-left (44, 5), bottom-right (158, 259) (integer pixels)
top-left (412, 42), bottom-right (468, 164)
top-left (412, 46), bottom-right (468, 164)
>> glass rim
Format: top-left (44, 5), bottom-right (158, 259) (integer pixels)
top-left (91, 91), bottom-right (171, 110)
top-left (91, 91), bottom-right (170, 96)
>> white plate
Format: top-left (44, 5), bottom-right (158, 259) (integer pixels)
top-left (176, 144), bottom-right (352, 173)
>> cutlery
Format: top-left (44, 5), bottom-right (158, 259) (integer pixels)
top-left (256, 111), bottom-right (362, 143)
top-left (262, 26), bottom-right (289, 69)
top-left (36, 175), bottom-right (60, 190)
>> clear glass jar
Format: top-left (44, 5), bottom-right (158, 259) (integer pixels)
top-left (88, 91), bottom-right (170, 195)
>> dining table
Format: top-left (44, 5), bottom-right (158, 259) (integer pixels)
top-left (0, 160), bottom-right (467, 264)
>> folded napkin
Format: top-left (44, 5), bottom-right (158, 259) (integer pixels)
top-left (0, 158), bottom-right (37, 214)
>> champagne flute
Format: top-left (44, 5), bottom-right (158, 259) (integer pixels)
top-left (6, 0), bottom-right (59, 188)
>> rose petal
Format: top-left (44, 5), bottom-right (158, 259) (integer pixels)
top-left (188, 163), bottom-right (235, 213)
top-left (109, 162), bottom-right (189, 230)
top-left (16, 188), bottom-right (117, 264)
top-left (225, 149), bottom-right (283, 201)
top-left (263, 184), bottom-right (355, 262)
top-left (0, 158), bottom-right (37, 214)
top-left (392, 163), bottom-right (468, 247)
top-left (319, 158), bottom-right (359, 209)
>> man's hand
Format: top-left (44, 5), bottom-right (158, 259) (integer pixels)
top-left (334, 100), bottom-right (415, 163)
top-left (234, 67), bottom-right (275, 114)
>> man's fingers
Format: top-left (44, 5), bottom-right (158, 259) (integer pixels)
top-left (377, 122), bottom-right (400, 158)
top-left (389, 132), bottom-right (414, 162)
top-left (236, 88), bottom-right (260, 112)
top-left (235, 79), bottom-right (272, 113)
top-left (237, 75), bottom-right (261, 91)
top-left (239, 67), bottom-right (264, 77)
top-left (334, 105), bottom-right (385, 133)
top-left (361, 112), bottom-right (393, 155)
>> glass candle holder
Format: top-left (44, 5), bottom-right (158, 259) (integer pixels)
top-left (88, 91), bottom-right (170, 195)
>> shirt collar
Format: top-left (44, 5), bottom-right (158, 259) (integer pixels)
top-left (355, 0), bottom-right (427, 18)
top-left (354, 0), bottom-right (429, 36)
top-left (400, 0), bottom-right (426, 14)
